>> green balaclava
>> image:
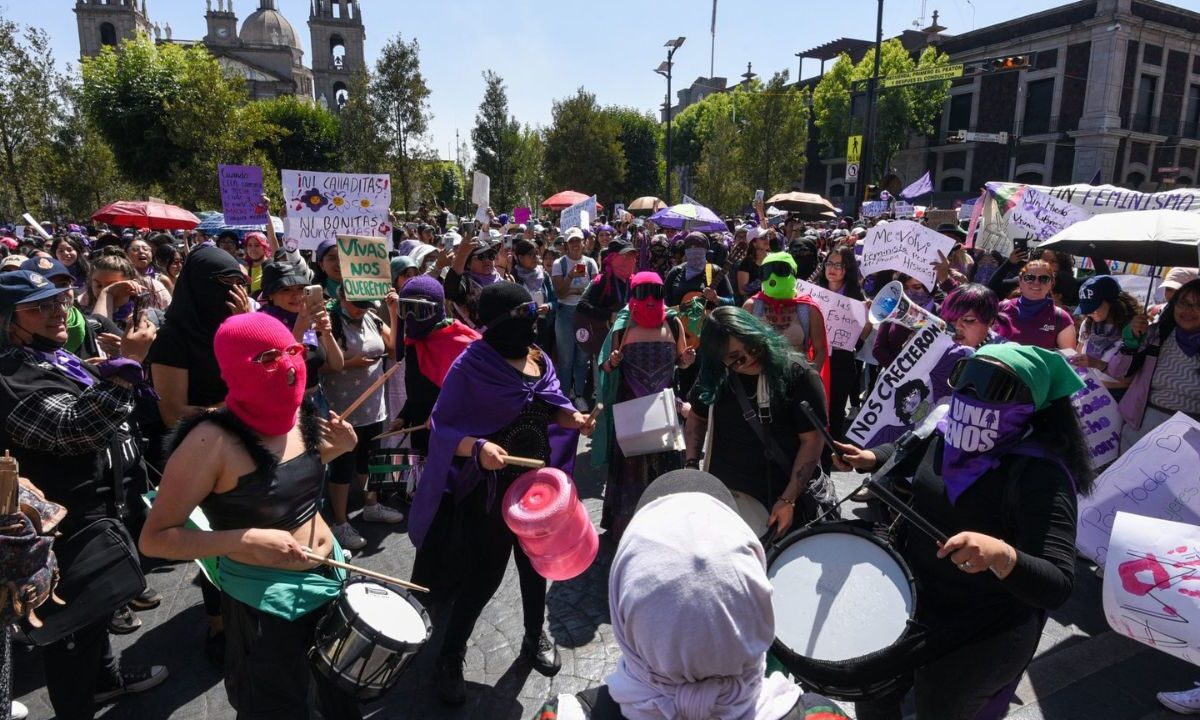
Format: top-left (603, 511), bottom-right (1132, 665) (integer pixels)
top-left (972, 344), bottom-right (1084, 410)
top-left (761, 251), bottom-right (798, 301)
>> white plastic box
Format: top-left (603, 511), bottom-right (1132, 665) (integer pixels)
top-left (612, 388), bottom-right (687, 457)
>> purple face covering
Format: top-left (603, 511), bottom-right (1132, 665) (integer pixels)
top-left (939, 392), bottom-right (1035, 504)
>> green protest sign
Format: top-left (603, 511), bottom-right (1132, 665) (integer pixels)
top-left (337, 234), bottom-right (391, 301)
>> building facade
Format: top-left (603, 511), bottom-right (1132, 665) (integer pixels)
top-left (74, 0), bottom-right (365, 109)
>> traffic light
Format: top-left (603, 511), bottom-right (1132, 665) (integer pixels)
top-left (987, 55), bottom-right (1030, 72)
top-left (947, 129), bottom-right (967, 143)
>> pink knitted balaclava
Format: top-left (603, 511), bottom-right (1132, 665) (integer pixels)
top-left (214, 313), bottom-right (307, 436)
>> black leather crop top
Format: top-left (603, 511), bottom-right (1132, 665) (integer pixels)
top-left (200, 449), bottom-right (323, 532)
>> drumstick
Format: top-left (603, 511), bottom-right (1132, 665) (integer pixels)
top-left (303, 550), bottom-right (429, 593)
top-left (586, 403), bottom-right (604, 425)
top-left (862, 478), bottom-right (948, 545)
top-left (373, 422), bottom-right (430, 441)
top-left (339, 363), bottom-right (401, 418)
top-left (498, 454), bottom-right (545, 469)
top-left (799, 401), bottom-right (844, 463)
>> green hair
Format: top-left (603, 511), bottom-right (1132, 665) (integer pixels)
top-left (694, 306), bottom-right (797, 406)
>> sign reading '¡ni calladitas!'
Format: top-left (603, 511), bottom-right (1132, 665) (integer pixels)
top-left (283, 169), bottom-right (392, 250)
top-left (337, 234), bottom-right (391, 301)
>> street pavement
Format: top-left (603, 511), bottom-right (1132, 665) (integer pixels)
top-left (12, 437), bottom-right (1196, 719)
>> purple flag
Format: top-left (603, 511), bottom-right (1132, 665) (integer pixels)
top-left (218, 164), bottom-right (268, 225)
top-left (899, 171), bottom-right (933, 200)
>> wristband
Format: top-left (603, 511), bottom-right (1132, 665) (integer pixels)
top-left (684, 458), bottom-right (700, 469)
top-left (471, 438), bottom-right (489, 469)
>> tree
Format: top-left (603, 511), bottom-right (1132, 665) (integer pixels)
top-left (812, 40), bottom-right (952, 180)
top-left (372, 34), bottom-right (431, 214)
top-left (44, 81), bottom-right (134, 220)
top-left (607, 107), bottom-right (663, 205)
top-left (471, 71), bottom-right (520, 211)
top-left (543, 89), bottom-right (625, 208)
top-left (337, 70), bottom-right (388, 173)
top-left (694, 95), bottom-right (747, 215)
top-left (81, 35), bottom-right (271, 208)
top-left (737, 72), bottom-right (810, 195)
top-left (511, 125), bottom-right (548, 212)
top-left (432, 161), bottom-right (465, 212)
top-left (256, 95), bottom-right (340, 173)
top-left (0, 16), bottom-right (64, 216)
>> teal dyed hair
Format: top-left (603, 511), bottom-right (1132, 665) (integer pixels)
top-left (694, 306), bottom-right (796, 406)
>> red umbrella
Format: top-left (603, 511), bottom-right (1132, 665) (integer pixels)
top-left (91, 201), bottom-right (201, 231)
top-left (540, 190), bottom-right (605, 211)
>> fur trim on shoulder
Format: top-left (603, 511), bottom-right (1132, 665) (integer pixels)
top-left (162, 401), bottom-right (322, 475)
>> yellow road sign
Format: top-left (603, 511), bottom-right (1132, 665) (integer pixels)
top-left (880, 63), bottom-right (965, 89)
top-left (846, 135), bottom-right (862, 164)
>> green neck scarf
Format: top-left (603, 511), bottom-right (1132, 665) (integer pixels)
top-left (65, 305), bottom-right (87, 355)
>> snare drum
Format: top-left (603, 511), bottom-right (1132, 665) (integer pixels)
top-left (366, 450), bottom-right (424, 499)
top-left (310, 577), bottom-right (432, 700)
top-left (731, 491), bottom-right (770, 540)
top-left (767, 521), bottom-right (922, 700)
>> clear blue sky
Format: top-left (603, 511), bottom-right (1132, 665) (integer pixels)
top-left (13, 0), bottom-right (1075, 159)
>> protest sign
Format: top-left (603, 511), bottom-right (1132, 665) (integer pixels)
top-left (472, 172), bottom-right (490, 207)
top-left (1103, 512), bottom-right (1200, 667)
top-left (795, 278), bottom-right (868, 352)
top-left (337, 234), bottom-right (391, 301)
top-left (861, 200), bottom-right (888, 218)
top-left (513, 207), bottom-right (531, 225)
top-left (1077, 412), bottom-right (1200, 565)
top-left (924, 209), bottom-right (959, 229)
top-left (1008, 187), bottom-right (1090, 244)
top-left (846, 324), bottom-right (955, 446)
top-left (957, 198), bottom-right (977, 221)
top-left (892, 202), bottom-right (915, 219)
top-left (21, 214), bottom-right (50, 241)
top-left (560, 195), bottom-right (597, 229)
top-left (859, 220), bottom-right (957, 291)
top-left (218, 164), bottom-right (267, 225)
top-left (283, 170), bottom-right (391, 250)
top-left (613, 203), bottom-right (626, 221)
top-left (1069, 367), bottom-right (1123, 469)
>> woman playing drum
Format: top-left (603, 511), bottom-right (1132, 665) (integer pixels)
top-left (833, 345), bottom-right (1096, 720)
top-left (140, 313), bottom-right (363, 720)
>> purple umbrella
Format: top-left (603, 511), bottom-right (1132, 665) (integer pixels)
top-left (648, 202), bottom-right (728, 233)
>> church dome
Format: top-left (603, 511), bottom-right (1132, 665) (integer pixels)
top-left (239, 7), bottom-right (299, 49)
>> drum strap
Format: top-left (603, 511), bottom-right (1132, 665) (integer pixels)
top-left (730, 375), bottom-right (790, 502)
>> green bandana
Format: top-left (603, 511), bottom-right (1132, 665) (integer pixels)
top-left (65, 305), bottom-right (87, 355)
top-left (973, 343), bottom-right (1084, 410)
top-left (761, 251), bottom-right (797, 301)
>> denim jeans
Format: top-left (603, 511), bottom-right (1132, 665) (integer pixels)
top-left (554, 304), bottom-right (589, 398)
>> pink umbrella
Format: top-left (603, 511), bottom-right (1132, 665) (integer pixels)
top-left (540, 190), bottom-right (605, 211)
top-left (91, 201), bottom-right (201, 231)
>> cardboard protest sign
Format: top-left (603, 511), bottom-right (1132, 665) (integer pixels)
top-left (1077, 412), bottom-right (1200, 565)
top-left (337, 234), bottom-right (391, 301)
top-left (560, 195), bottom-right (597, 230)
top-left (283, 170), bottom-right (391, 250)
top-left (795, 278), bottom-right (868, 352)
top-left (846, 324), bottom-right (955, 446)
top-left (471, 172), bottom-right (490, 207)
top-left (1103, 512), bottom-right (1200, 667)
top-left (861, 201), bottom-right (888, 218)
top-left (859, 220), bottom-right (957, 291)
top-left (1008, 187), bottom-right (1090, 244)
top-left (1069, 367), bottom-right (1124, 469)
top-left (218, 164), bottom-right (268, 225)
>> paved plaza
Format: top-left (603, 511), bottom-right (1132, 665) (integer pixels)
top-left (12, 439), bottom-right (1197, 719)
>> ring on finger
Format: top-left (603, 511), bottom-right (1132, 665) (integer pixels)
top-left (960, 560), bottom-right (972, 570)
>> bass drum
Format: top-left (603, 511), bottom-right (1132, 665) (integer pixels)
top-left (766, 521), bottom-right (924, 700)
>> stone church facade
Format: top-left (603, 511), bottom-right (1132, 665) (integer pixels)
top-left (74, 0), bottom-right (365, 110)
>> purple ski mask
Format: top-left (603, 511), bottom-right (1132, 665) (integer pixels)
top-left (939, 393), bottom-right (1035, 504)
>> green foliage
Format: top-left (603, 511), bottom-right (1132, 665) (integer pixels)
top-left (736, 72), bottom-right (810, 198)
top-left (372, 33), bottom-right (432, 213)
top-left (471, 70), bottom-right (520, 211)
top-left (432, 161), bottom-right (465, 210)
top-left (338, 70), bottom-right (388, 174)
top-left (812, 40), bottom-right (952, 181)
top-left (80, 35), bottom-right (269, 208)
top-left (608, 107), bottom-right (663, 205)
top-left (695, 103), bottom-right (748, 217)
top-left (256, 95), bottom-right (340, 174)
top-left (543, 89), bottom-right (626, 209)
top-left (45, 81), bottom-right (136, 220)
top-left (511, 125), bottom-right (548, 212)
top-left (0, 16), bottom-right (64, 216)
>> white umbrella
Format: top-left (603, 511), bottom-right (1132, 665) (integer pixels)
top-left (1038, 209), bottom-right (1200, 267)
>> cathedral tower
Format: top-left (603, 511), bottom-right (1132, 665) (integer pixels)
top-left (309, 0), bottom-right (365, 111)
top-left (74, 0), bottom-right (151, 59)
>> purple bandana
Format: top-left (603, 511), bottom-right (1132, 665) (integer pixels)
top-left (27, 348), bottom-right (95, 388)
top-left (469, 271), bottom-right (501, 287)
top-left (1015, 295), bottom-right (1053, 322)
top-left (1175, 327), bottom-right (1200, 358)
top-left (939, 393), bottom-right (1035, 504)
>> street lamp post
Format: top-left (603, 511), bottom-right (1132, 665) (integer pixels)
top-left (853, 0), bottom-right (884, 219)
top-left (657, 37), bottom-right (686, 205)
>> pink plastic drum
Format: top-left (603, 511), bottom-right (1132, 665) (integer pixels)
top-left (502, 468), bottom-right (597, 581)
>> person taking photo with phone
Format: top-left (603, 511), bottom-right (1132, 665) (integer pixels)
top-left (550, 228), bottom-right (598, 410)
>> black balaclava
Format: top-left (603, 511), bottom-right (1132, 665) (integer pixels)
top-left (477, 282), bottom-right (536, 359)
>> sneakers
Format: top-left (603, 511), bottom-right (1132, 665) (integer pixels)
top-left (332, 522), bottom-right (367, 551)
top-left (521, 631), bottom-right (561, 677)
top-left (573, 396), bottom-right (589, 412)
top-left (108, 605), bottom-right (142, 635)
top-left (1159, 683), bottom-right (1200, 714)
top-left (94, 664), bottom-right (169, 705)
top-left (435, 656), bottom-right (466, 706)
top-left (129, 587), bottom-right (162, 611)
top-left (10, 701), bottom-right (27, 720)
top-left (362, 502), bottom-right (404, 524)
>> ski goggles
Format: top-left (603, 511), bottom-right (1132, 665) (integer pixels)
top-left (761, 261), bottom-right (796, 278)
top-left (631, 283), bottom-right (665, 301)
top-left (949, 357), bottom-right (1033, 404)
top-left (399, 297), bottom-right (441, 321)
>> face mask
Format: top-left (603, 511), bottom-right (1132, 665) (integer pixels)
top-left (763, 273), bottom-right (796, 301)
top-left (907, 288), bottom-right (932, 308)
top-left (939, 392), bottom-right (1035, 503)
top-left (485, 318), bottom-right (537, 359)
top-left (629, 297), bottom-right (666, 328)
top-left (215, 314), bottom-right (307, 436)
top-left (14, 317), bottom-right (66, 353)
top-left (684, 247), bottom-right (707, 272)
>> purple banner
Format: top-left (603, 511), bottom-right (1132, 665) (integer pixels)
top-left (219, 164), bottom-right (268, 225)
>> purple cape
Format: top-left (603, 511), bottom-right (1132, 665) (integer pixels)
top-left (408, 340), bottom-right (578, 548)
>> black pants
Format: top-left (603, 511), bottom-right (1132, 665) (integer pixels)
top-left (854, 613), bottom-right (1042, 720)
top-left (438, 478), bottom-right (547, 661)
top-left (43, 620), bottom-right (119, 720)
top-left (222, 593), bottom-right (361, 720)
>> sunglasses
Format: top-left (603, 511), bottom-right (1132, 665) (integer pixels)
top-left (761, 261), bottom-right (795, 278)
top-left (252, 344), bottom-right (304, 371)
top-left (480, 301), bottom-right (539, 334)
top-left (631, 283), bottom-right (664, 301)
top-left (474, 251), bottom-right (498, 262)
top-left (723, 349), bottom-right (756, 369)
top-left (400, 297), bottom-right (440, 321)
top-left (949, 357), bottom-right (1032, 404)
top-left (1020, 273), bottom-right (1053, 284)
top-left (824, 262), bottom-right (845, 271)
top-left (16, 292), bottom-right (72, 316)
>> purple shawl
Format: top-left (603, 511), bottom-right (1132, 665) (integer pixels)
top-left (408, 340), bottom-right (578, 547)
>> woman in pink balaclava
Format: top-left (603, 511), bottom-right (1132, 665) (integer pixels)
top-left (593, 271), bottom-right (696, 540)
top-left (140, 313), bottom-right (362, 720)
